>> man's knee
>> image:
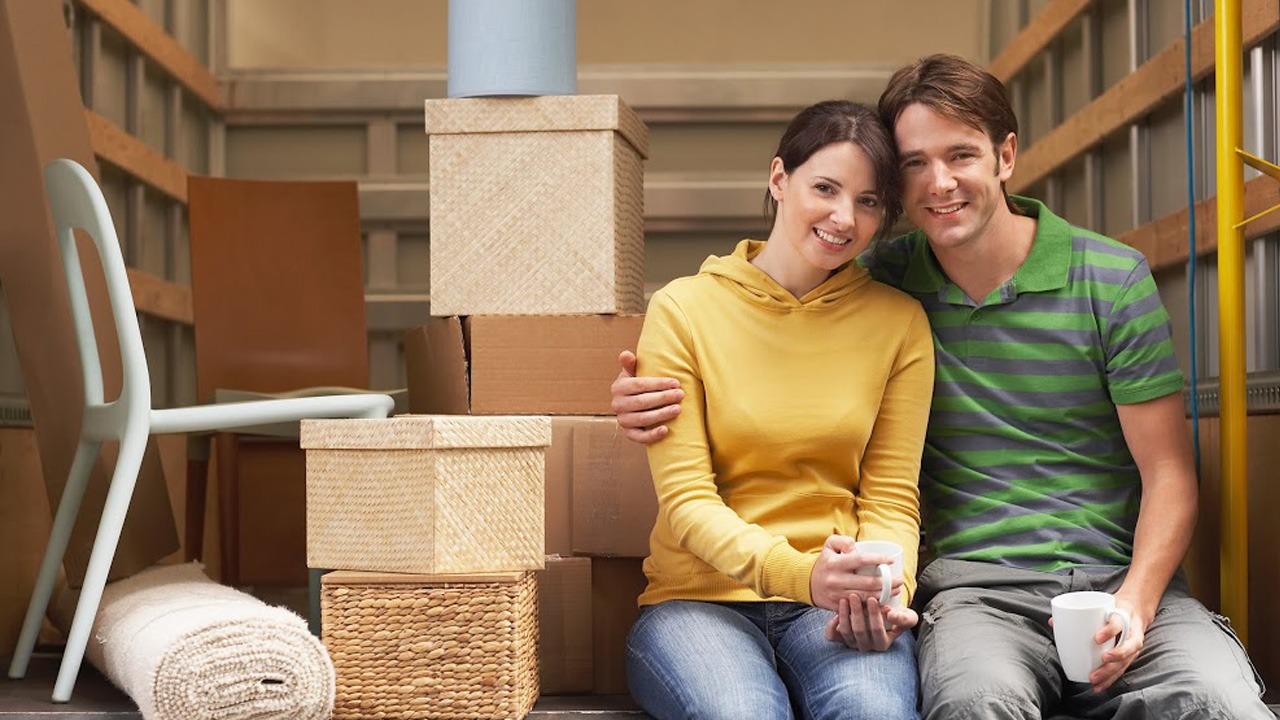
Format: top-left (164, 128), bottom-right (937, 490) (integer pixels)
top-left (1130, 674), bottom-right (1271, 720)
top-left (923, 670), bottom-right (1042, 720)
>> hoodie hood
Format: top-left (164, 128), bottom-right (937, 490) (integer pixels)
top-left (696, 239), bottom-right (870, 310)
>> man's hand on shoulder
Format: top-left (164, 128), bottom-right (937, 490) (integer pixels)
top-left (611, 350), bottom-right (684, 445)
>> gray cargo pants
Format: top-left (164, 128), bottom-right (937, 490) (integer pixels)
top-left (915, 559), bottom-right (1271, 720)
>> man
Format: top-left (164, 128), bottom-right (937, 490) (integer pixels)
top-left (612, 54), bottom-right (1271, 719)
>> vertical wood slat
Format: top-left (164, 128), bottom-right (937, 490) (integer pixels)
top-left (74, 0), bottom-right (221, 109)
top-left (125, 52), bottom-right (146, 267)
top-left (366, 118), bottom-right (400, 294)
top-left (1009, 0), bottom-right (1280, 195)
top-left (989, 0), bottom-right (1096, 82)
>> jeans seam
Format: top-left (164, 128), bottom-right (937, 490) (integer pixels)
top-left (626, 640), bottom-right (693, 719)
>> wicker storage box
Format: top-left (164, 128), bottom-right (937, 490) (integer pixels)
top-left (424, 95), bottom-right (648, 316)
top-left (322, 570), bottom-right (539, 720)
top-left (301, 415), bottom-right (550, 574)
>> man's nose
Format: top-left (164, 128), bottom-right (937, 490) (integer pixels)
top-left (928, 162), bottom-right (958, 194)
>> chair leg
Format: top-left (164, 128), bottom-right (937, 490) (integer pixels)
top-left (215, 432), bottom-right (241, 587)
top-left (52, 431), bottom-right (148, 703)
top-left (185, 456), bottom-right (209, 562)
top-left (8, 440), bottom-right (101, 680)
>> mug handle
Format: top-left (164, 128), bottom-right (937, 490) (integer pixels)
top-left (876, 563), bottom-right (893, 606)
top-left (1106, 608), bottom-right (1131, 648)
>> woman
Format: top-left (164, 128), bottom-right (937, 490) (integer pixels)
top-left (625, 100), bottom-right (934, 720)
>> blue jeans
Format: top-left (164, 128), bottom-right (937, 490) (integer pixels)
top-left (626, 600), bottom-right (920, 720)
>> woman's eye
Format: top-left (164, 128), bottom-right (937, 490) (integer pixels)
top-left (859, 197), bottom-right (880, 208)
top-left (814, 183), bottom-right (835, 194)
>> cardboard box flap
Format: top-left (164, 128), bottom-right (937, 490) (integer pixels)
top-left (467, 314), bottom-right (645, 415)
top-left (423, 94), bottom-right (649, 158)
top-left (404, 318), bottom-right (470, 415)
top-left (301, 415), bottom-right (552, 449)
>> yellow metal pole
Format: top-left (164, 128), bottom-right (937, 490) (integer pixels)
top-left (1215, 0), bottom-right (1248, 644)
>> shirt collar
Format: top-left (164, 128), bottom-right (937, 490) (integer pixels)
top-left (899, 195), bottom-right (1073, 297)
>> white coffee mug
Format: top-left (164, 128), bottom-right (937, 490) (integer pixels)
top-left (1051, 591), bottom-right (1131, 683)
top-left (853, 540), bottom-right (903, 607)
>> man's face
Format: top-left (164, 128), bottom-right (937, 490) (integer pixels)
top-left (894, 102), bottom-right (1015, 255)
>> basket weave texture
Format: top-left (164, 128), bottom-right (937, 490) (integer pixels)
top-left (322, 570), bottom-right (539, 720)
top-left (302, 416), bottom-right (550, 574)
top-left (425, 95), bottom-right (646, 316)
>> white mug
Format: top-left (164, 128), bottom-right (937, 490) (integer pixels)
top-left (1051, 591), bottom-right (1131, 683)
top-left (853, 540), bottom-right (903, 607)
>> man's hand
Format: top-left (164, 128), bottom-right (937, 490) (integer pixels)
top-left (824, 595), bottom-right (918, 652)
top-left (1089, 595), bottom-right (1147, 693)
top-left (610, 350), bottom-right (684, 444)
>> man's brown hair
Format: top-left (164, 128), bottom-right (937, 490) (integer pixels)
top-left (879, 54), bottom-right (1020, 212)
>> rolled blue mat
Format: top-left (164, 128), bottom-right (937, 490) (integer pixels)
top-left (447, 0), bottom-right (576, 97)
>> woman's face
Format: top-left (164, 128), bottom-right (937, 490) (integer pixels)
top-left (769, 141), bottom-right (884, 273)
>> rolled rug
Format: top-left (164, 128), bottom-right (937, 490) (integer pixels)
top-left (81, 562), bottom-right (334, 720)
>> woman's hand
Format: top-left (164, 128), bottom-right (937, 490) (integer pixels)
top-left (824, 596), bottom-right (918, 652)
top-left (808, 534), bottom-right (904, 612)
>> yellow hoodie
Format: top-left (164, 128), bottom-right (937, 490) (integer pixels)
top-left (636, 239), bottom-right (934, 607)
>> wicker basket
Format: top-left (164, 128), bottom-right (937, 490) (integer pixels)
top-left (424, 95), bottom-right (648, 316)
top-left (301, 415), bottom-right (550, 574)
top-left (322, 570), bottom-right (539, 720)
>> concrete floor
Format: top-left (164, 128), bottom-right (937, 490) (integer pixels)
top-left (1, 652), bottom-right (652, 719)
top-left (5, 652), bottom-right (1276, 719)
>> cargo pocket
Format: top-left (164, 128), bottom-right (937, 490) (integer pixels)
top-left (1207, 610), bottom-right (1267, 697)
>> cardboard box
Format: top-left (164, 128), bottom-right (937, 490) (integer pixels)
top-left (301, 416), bottom-right (549, 574)
top-left (536, 556), bottom-right (593, 694)
top-left (0, 429), bottom-right (52, 653)
top-left (545, 417), bottom-right (590, 557)
top-left (425, 95), bottom-right (648, 316)
top-left (0, 0), bottom-right (176, 585)
top-left (572, 418), bottom-right (657, 557)
top-left (405, 314), bottom-right (645, 415)
top-left (590, 558), bottom-right (648, 695)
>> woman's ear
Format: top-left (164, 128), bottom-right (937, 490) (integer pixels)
top-left (768, 157), bottom-right (787, 202)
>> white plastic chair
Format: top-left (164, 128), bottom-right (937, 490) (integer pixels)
top-left (6, 159), bottom-right (395, 703)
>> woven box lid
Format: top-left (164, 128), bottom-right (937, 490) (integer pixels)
top-left (423, 94), bottom-right (649, 158)
top-left (300, 415), bottom-right (551, 450)
top-left (322, 570), bottom-right (527, 586)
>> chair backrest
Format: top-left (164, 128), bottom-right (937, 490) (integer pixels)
top-left (186, 176), bottom-right (370, 402)
top-left (43, 158), bottom-right (151, 419)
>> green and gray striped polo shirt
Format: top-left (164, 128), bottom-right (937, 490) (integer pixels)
top-left (863, 196), bottom-right (1184, 571)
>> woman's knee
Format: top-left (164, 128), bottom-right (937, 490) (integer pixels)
top-left (626, 602), bottom-right (793, 720)
top-left (809, 687), bottom-right (917, 720)
top-left (627, 649), bottom-right (793, 720)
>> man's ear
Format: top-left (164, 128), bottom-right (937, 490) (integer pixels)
top-left (996, 132), bottom-right (1017, 182)
top-left (769, 157), bottom-right (788, 201)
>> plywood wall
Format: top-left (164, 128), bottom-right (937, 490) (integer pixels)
top-left (226, 0), bottom-right (990, 70)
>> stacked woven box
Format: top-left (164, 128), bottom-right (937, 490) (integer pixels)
top-left (302, 415), bottom-right (551, 720)
top-left (408, 94), bottom-right (657, 699)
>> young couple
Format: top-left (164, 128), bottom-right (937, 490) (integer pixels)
top-left (612, 54), bottom-right (1272, 720)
